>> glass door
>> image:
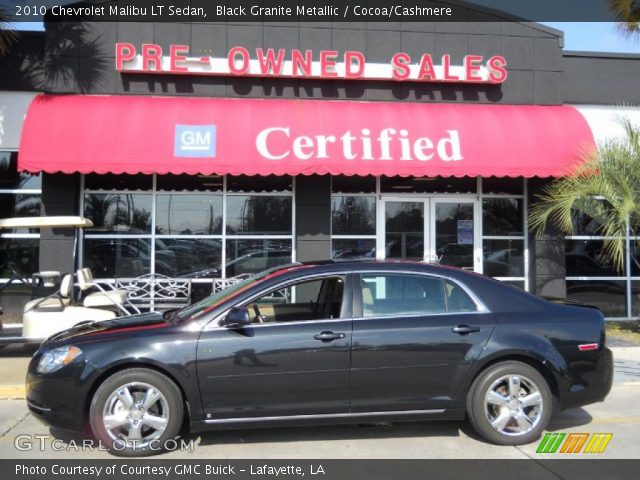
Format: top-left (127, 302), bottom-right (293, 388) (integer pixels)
top-left (430, 199), bottom-right (481, 272)
top-left (379, 199), bottom-right (427, 261)
top-left (378, 197), bottom-right (481, 272)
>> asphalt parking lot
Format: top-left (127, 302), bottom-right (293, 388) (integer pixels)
top-left (0, 345), bottom-right (638, 460)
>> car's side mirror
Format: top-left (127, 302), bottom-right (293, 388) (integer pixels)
top-left (223, 307), bottom-right (251, 328)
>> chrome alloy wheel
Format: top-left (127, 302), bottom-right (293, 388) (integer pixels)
top-left (483, 374), bottom-right (543, 436)
top-left (102, 382), bottom-right (169, 447)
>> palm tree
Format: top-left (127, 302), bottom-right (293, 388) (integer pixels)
top-left (529, 118), bottom-right (640, 273)
top-left (609, 0), bottom-right (640, 37)
top-left (0, 6), bottom-right (17, 56)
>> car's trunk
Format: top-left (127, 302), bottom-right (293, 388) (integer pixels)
top-left (539, 296), bottom-right (601, 311)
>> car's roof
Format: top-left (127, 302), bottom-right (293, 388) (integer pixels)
top-left (302, 259), bottom-right (448, 269)
top-left (280, 259), bottom-right (476, 277)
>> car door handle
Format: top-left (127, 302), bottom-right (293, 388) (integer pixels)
top-left (314, 331), bottom-right (346, 342)
top-left (452, 324), bottom-right (481, 334)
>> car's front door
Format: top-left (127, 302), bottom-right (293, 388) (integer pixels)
top-left (196, 274), bottom-right (352, 420)
top-left (350, 272), bottom-right (495, 412)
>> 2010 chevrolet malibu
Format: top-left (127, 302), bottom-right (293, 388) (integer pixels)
top-left (26, 261), bottom-right (613, 456)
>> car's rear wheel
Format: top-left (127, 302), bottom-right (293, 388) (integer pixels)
top-left (466, 361), bottom-right (552, 445)
top-left (89, 368), bottom-right (184, 456)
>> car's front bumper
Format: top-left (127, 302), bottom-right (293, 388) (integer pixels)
top-left (25, 352), bottom-right (97, 432)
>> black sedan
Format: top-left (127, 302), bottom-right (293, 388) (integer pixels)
top-left (26, 261), bottom-right (613, 456)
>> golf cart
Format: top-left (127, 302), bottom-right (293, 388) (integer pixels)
top-left (0, 216), bottom-right (136, 345)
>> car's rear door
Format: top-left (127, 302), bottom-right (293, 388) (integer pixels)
top-left (196, 274), bottom-right (352, 420)
top-left (350, 272), bottom-right (495, 412)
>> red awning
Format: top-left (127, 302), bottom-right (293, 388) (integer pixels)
top-left (19, 94), bottom-right (595, 177)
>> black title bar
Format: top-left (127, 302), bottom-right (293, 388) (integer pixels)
top-left (2, 0), bottom-right (622, 22)
top-left (3, 460), bottom-right (640, 480)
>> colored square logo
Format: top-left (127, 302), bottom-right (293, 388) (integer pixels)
top-left (174, 124), bottom-right (216, 158)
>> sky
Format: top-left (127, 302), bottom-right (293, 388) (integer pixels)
top-left (8, 21), bottom-right (640, 55)
top-left (542, 22), bottom-right (640, 53)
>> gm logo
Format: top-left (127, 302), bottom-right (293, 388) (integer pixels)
top-left (174, 124), bottom-right (216, 158)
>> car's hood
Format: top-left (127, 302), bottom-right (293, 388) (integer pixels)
top-left (42, 311), bottom-right (170, 346)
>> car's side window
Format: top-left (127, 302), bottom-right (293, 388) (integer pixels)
top-left (444, 279), bottom-right (478, 313)
top-left (246, 276), bottom-right (345, 323)
top-left (360, 274), bottom-right (447, 317)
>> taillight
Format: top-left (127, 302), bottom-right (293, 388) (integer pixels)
top-left (578, 343), bottom-right (599, 351)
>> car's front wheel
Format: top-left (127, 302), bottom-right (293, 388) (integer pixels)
top-left (466, 361), bottom-right (552, 445)
top-left (89, 368), bottom-right (184, 456)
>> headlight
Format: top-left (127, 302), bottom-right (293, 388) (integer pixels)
top-left (37, 346), bottom-right (83, 374)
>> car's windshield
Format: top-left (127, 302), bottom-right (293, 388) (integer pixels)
top-left (175, 263), bottom-right (303, 322)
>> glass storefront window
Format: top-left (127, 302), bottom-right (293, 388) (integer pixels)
top-left (565, 200), bottom-right (640, 318)
top-left (386, 201), bottom-right (424, 260)
top-left (332, 238), bottom-right (376, 259)
top-left (566, 280), bottom-right (627, 317)
top-left (84, 193), bottom-right (152, 234)
top-left (332, 196), bottom-right (376, 235)
top-left (0, 193), bottom-right (42, 233)
top-left (155, 239), bottom-right (222, 278)
top-left (566, 240), bottom-right (622, 277)
top-left (0, 193), bottom-right (41, 218)
top-left (630, 242), bottom-right (640, 276)
top-left (483, 239), bottom-right (524, 277)
top-left (571, 205), bottom-right (605, 236)
top-left (191, 282), bottom-right (216, 304)
top-left (482, 198), bottom-right (523, 236)
top-left (225, 239), bottom-right (292, 277)
top-left (0, 152), bottom-right (41, 190)
top-left (0, 155), bottom-right (41, 284)
top-left (500, 280), bottom-right (525, 290)
top-left (84, 238), bottom-right (152, 277)
top-left (479, 178), bottom-right (525, 285)
top-left (0, 238), bottom-right (39, 279)
top-left (630, 281), bottom-right (640, 318)
top-left (83, 175), bottom-right (294, 283)
top-left (226, 196), bottom-right (292, 235)
top-left (156, 195), bottom-right (223, 235)
top-left (435, 203), bottom-right (474, 269)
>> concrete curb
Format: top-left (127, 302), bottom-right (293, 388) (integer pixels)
top-left (0, 385), bottom-right (25, 399)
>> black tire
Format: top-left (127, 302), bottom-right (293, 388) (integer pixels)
top-left (466, 361), bottom-right (552, 445)
top-left (89, 368), bottom-right (184, 457)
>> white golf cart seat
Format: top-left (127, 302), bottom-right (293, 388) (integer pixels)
top-left (22, 274), bottom-right (116, 340)
top-left (76, 268), bottom-right (128, 310)
top-left (23, 273), bottom-right (74, 312)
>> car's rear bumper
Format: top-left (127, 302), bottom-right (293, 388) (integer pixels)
top-left (560, 346), bottom-right (613, 410)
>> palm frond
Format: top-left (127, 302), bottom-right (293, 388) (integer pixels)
top-left (529, 117), bottom-right (640, 272)
top-left (609, 0), bottom-right (640, 37)
top-left (0, 7), bottom-right (17, 56)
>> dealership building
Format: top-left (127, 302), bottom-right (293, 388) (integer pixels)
top-left (2, 6), bottom-right (640, 319)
